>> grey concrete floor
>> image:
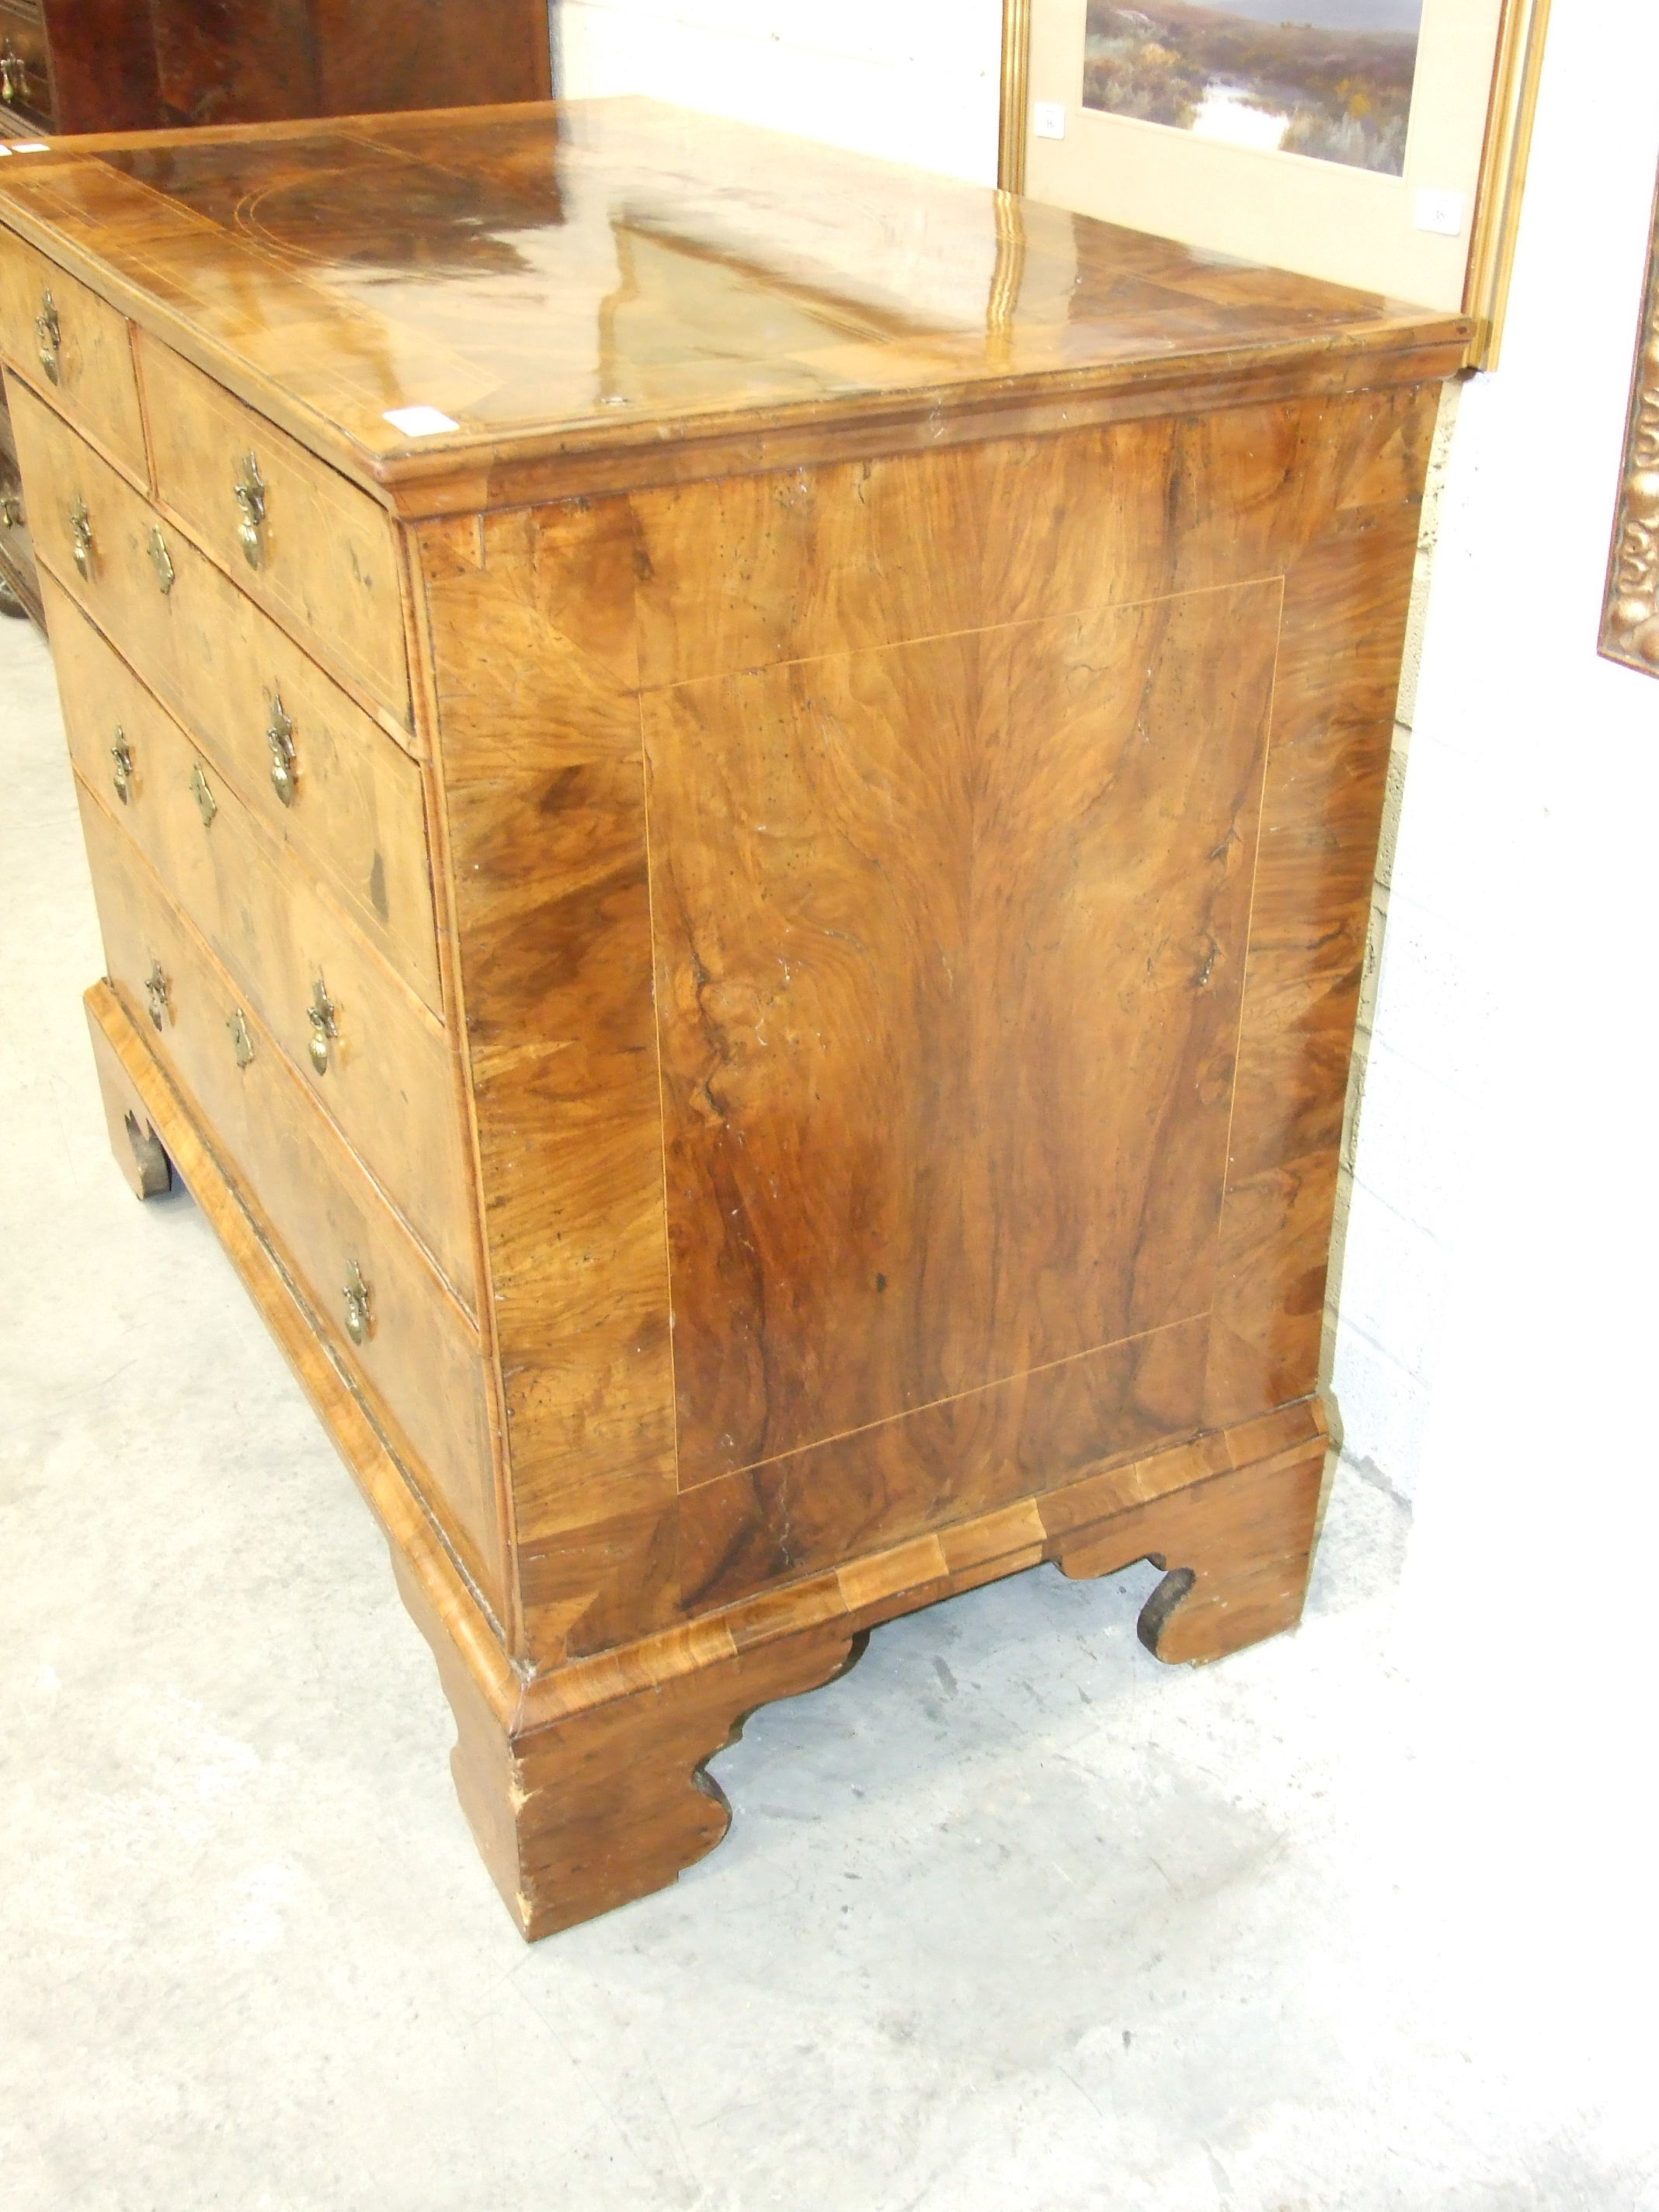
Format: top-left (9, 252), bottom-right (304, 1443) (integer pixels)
top-left (2, 607), bottom-right (1654, 2212)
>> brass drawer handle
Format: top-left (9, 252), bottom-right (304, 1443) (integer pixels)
top-left (266, 689), bottom-right (297, 805)
top-left (36, 288), bottom-right (61, 385)
top-left (110, 727), bottom-right (134, 804)
top-left (189, 762), bottom-right (217, 827)
top-left (232, 452), bottom-right (266, 569)
top-left (69, 494), bottom-right (93, 579)
top-left (306, 976), bottom-right (338, 1075)
top-left (0, 494), bottom-right (22, 530)
top-left (342, 1259), bottom-right (372, 1346)
top-left (0, 42), bottom-right (26, 106)
top-left (226, 1007), bottom-right (255, 1068)
top-left (143, 958), bottom-right (170, 1030)
top-left (148, 526), bottom-right (176, 596)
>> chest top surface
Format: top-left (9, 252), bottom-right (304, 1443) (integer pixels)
top-left (0, 97), bottom-right (1468, 507)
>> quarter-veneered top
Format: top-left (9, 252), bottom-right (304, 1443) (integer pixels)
top-left (0, 98), bottom-right (1470, 510)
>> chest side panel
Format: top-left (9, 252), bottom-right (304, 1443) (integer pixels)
top-left (423, 383), bottom-right (1435, 1662)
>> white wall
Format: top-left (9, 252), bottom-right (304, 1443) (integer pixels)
top-left (1329, 1), bottom-right (1659, 1501)
top-left (556, 0), bottom-right (1005, 185)
top-left (556, 0), bottom-right (1659, 1524)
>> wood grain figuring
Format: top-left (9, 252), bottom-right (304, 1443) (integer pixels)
top-left (417, 500), bottom-right (680, 1667)
top-left (646, 580), bottom-right (1279, 1483)
top-left (0, 102), bottom-right (1467, 515)
top-left (137, 336), bottom-right (412, 725)
top-left (53, 589), bottom-right (477, 1306)
top-left (1202, 397), bottom-right (1437, 1430)
top-left (1, 102), bottom-right (1460, 1937)
top-left (12, 397), bottom-right (438, 1006)
top-left (0, 240), bottom-right (145, 484)
top-left (678, 1315), bottom-right (1209, 1610)
top-left (79, 793), bottom-right (502, 1600)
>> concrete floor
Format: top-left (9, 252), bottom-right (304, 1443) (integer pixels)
top-left (2, 606), bottom-right (1654, 2211)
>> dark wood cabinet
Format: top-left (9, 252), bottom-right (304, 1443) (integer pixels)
top-left (0, 0), bottom-right (551, 617)
top-left (1, 0), bottom-right (550, 135)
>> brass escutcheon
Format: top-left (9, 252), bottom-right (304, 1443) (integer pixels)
top-left (110, 727), bottom-right (134, 805)
top-left (306, 976), bottom-right (339, 1076)
top-left (143, 958), bottom-right (170, 1031)
top-left (342, 1259), bottom-right (372, 1346)
top-left (189, 762), bottom-right (217, 828)
top-left (232, 452), bottom-right (266, 569)
top-left (69, 494), bottom-right (93, 579)
top-left (266, 690), bottom-right (297, 805)
top-left (147, 526), bottom-right (176, 595)
top-left (35, 288), bottom-right (60, 385)
top-left (226, 1008), bottom-right (255, 1069)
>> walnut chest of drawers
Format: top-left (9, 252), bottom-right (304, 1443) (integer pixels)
top-left (0, 100), bottom-right (1468, 1938)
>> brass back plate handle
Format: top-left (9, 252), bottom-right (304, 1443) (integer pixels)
top-left (35, 289), bottom-right (60, 384)
top-left (143, 958), bottom-right (170, 1031)
top-left (307, 976), bottom-right (339, 1075)
top-left (69, 494), bottom-right (93, 579)
top-left (148, 526), bottom-right (176, 596)
top-left (233, 452), bottom-right (266, 569)
top-left (343, 1259), bottom-right (372, 1345)
top-left (266, 690), bottom-right (297, 805)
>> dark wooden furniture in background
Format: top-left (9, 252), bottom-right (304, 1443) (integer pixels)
top-left (0, 0), bottom-right (552, 616)
top-left (0, 99), bottom-right (1469, 1937)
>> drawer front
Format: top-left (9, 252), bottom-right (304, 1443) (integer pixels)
top-left (9, 382), bottom-right (442, 1011)
top-left (137, 335), bottom-right (411, 727)
top-left (0, 389), bottom-right (37, 603)
top-left (0, 5), bottom-right (50, 129)
top-left (52, 584), bottom-right (479, 1311)
top-left (0, 240), bottom-right (144, 480)
top-left (78, 788), bottom-right (502, 1598)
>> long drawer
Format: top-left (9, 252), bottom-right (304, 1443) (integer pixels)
top-left (53, 586), bottom-right (479, 1311)
top-left (78, 787), bottom-right (503, 1601)
top-left (137, 335), bottom-right (412, 728)
top-left (12, 384), bottom-right (442, 1011)
top-left (0, 380), bottom-right (37, 607)
top-left (0, 237), bottom-right (144, 479)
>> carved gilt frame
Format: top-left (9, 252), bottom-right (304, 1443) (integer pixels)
top-left (1599, 175), bottom-right (1659, 677)
top-left (1000, 0), bottom-right (1551, 368)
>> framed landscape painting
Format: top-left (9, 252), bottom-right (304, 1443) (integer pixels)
top-left (1000, 0), bottom-right (1551, 363)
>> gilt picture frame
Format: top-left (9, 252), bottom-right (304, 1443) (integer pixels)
top-left (1000, 0), bottom-right (1550, 366)
top-left (1599, 173), bottom-right (1659, 677)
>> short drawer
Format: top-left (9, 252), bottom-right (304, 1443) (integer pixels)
top-left (0, 241), bottom-right (144, 480)
top-left (78, 788), bottom-right (502, 1599)
top-left (0, 5), bottom-right (50, 130)
top-left (137, 333), bottom-right (411, 728)
top-left (54, 586), bottom-right (479, 1311)
top-left (10, 382), bottom-right (441, 1011)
